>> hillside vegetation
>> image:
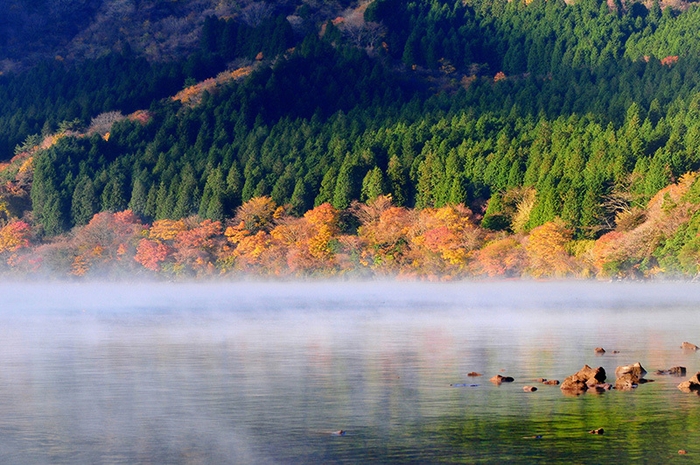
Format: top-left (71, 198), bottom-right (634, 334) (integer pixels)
top-left (3, 0), bottom-right (700, 278)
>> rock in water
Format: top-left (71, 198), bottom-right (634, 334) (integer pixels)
top-left (615, 362), bottom-right (647, 379)
top-left (681, 342), bottom-right (699, 351)
top-left (654, 366), bottom-right (686, 376)
top-left (523, 386), bottom-right (537, 392)
top-left (678, 372), bottom-right (700, 393)
top-left (560, 365), bottom-right (606, 394)
top-left (615, 362), bottom-right (648, 390)
top-left (594, 347), bottom-right (606, 354)
top-left (490, 374), bottom-right (515, 385)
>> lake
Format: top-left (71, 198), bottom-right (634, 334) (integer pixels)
top-left (1, 280), bottom-right (700, 463)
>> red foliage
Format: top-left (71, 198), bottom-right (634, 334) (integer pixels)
top-left (661, 55), bottom-right (679, 66)
top-left (474, 237), bottom-right (526, 277)
top-left (134, 239), bottom-right (172, 271)
top-left (0, 220), bottom-right (31, 253)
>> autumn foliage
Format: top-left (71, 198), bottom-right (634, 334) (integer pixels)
top-left (8, 169), bottom-right (700, 280)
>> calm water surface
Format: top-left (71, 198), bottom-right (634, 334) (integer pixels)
top-left (2, 281), bottom-right (700, 463)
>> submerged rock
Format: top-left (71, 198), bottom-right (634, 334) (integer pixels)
top-left (543, 379), bottom-right (560, 386)
top-left (490, 374), bottom-right (515, 385)
top-left (681, 342), bottom-right (699, 351)
top-left (678, 372), bottom-right (700, 393)
top-left (523, 385), bottom-right (537, 392)
top-left (655, 366), bottom-right (686, 376)
top-left (560, 365), bottom-right (606, 394)
top-left (467, 372), bottom-right (482, 377)
top-left (589, 383), bottom-right (613, 393)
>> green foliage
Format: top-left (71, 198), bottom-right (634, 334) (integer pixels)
top-left (19, 0), bottom-right (700, 254)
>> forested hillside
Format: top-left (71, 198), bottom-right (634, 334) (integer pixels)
top-left (3, 0), bottom-right (700, 279)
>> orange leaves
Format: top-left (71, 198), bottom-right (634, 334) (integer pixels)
top-left (68, 210), bottom-right (145, 275)
top-left (0, 220), bottom-right (31, 255)
top-left (230, 231), bottom-right (271, 267)
top-left (356, 202), bottom-right (413, 272)
top-left (137, 218), bottom-right (223, 276)
top-left (148, 219), bottom-right (187, 241)
top-left (233, 196), bottom-right (278, 234)
top-left (17, 175), bottom-right (700, 278)
top-left (172, 219), bottom-right (223, 276)
top-left (303, 203), bottom-right (339, 261)
top-left (0, 220), bottom-right (31, 252)
top-left (175, 219), bottom-right (221, 250)
top-left (661, 55), bottom-right (679, 66)
top-left (265, 203), bottom-right (341, 274)
top-left (410, 204), bottom-right (482, 275)
top-left (474, 237), bottom-right (526, 277)
top-left (172, 66), bottom-right (253, 107)
top-left (134, 239), bottom-right (171, 271)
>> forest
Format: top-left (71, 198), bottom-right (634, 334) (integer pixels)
top-left (2, 0), bottom-right (700, 279)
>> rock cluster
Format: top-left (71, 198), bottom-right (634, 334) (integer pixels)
top-left (560, 365), bottom-right (607, 394)
top-left (655, 366), bottom-right (686, 376)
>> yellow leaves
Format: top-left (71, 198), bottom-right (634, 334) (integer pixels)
top-left (525, 220), bottom-right (575, 278)
top-left (234, 196), bottom-right (278, 234)
top-left (507, 187), bottom-right (536, 233)
top-left (411, 204), bottom-right (481, 270)
top-left (148, 219), bottom-right (186, 241)
top-left (307, 225), bottom-right (334, 260)
top-left (225, 222), bottom-right (250, 244)
top-left (71, 255), bottom-right (88, 276)
top-left (172, 66), bottom-right (253, 107)
top-left (18, 156), bottom-right (33, 174)
top-left (0, 220), bottom-right (31, 254)
top-left (234, 231), bottom-right (270, 262)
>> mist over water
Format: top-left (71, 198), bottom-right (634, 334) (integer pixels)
top-left (2, 280), bottom-right (700, 463)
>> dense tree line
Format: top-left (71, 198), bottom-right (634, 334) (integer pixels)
top-left (10, 0), bottom-right (700, 278)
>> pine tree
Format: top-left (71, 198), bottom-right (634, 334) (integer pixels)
top-left (71, 176), bottom-right (97, 226)
top-left (199, 167), bottom-right (226, 221)
top-left (129, 176), bottom-right (149, 217)
top-left (361, 167), bottom-right (386, 202)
